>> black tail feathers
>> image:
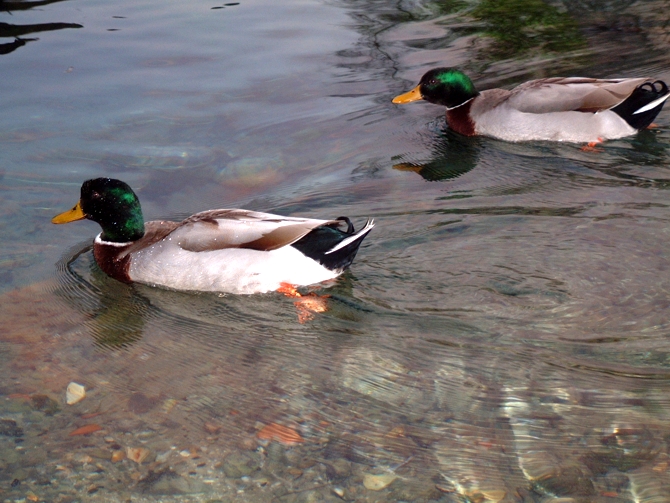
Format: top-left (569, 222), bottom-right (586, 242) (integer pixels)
top-left (291, 218), bottom-right (374, 272)
top-left (612, 80), bottom-right (670, 130)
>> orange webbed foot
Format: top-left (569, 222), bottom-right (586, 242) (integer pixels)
top-left (278, 283), bottom-right (330, 323)
top-left (278, 282), bottom-right (301, 298)
top-left (647, 123), bottom-right (658, 129)
top-left (580, 138), bottom-right (604, 152)
top-left (295, 294), bottom-right (330, 323)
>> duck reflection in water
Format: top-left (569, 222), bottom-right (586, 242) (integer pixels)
top-left (393, 127), bottom-right (481, 182)
top-left (0, 0), bottom-right (82, 55)
top-left (1, 0), bottom-right (71, 10)
top-left (55, 243), bottom-right (147, 349)
top-left (0, 37), bottom-right (36, 55)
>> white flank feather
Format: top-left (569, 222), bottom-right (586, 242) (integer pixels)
top-left (128, 239), bottom-right (340, 294)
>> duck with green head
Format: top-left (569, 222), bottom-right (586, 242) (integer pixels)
top-left (393, 67), bottom-right (670, 143)
top-left (52, 178), bottom-right (374, 294)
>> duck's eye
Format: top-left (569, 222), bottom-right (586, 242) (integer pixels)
top-left (429, 79), bottom-right (437, 85)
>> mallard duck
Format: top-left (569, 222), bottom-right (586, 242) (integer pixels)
top-left (393, 68), bottom-right (670, 143)
top-left (52, 178), bottom-right (374, 294)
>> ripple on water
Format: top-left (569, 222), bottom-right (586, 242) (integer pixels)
top-left (4, 0), bottom-right (670, 500)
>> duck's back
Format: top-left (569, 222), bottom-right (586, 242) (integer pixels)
top-left (506, 77), bottom-right (648, 114)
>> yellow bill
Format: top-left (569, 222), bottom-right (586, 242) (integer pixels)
top-left (392, 85), bottom-right (423, 104)
top-left (52, 201), bottom-right (85, 224)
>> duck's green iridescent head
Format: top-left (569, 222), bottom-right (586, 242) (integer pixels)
top-left (52, 178), bottom-right (145, 243)
top-left (393, 68), bottom-right (479, 109)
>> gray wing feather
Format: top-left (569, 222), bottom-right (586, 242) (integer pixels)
top-left (166, 209), bottom-right (335, 252)
top-left (504, 77), bottom-right (649, 114)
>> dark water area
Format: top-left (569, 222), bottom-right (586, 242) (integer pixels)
top-left (2, 0), bottom-right (670, 501)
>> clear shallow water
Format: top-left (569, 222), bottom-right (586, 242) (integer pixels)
top-left (2, 0), bottom-right (670, 501)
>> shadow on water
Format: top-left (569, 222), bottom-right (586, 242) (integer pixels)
top-left (0, 0), bottom-right (81, 55)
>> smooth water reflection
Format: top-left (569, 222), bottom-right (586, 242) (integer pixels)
top-left (2, 0), bottom-right (670, 501)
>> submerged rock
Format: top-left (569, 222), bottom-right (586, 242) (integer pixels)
top-left (126, 447), bottom-right (152, 464)
top-left (138, 468), bottom-right (209, 495)
top-left (221, 451), bottom-right (261, 478)
top-left (127, 392), bottom-right (159, 414)
top-left (66, 382), bottom-right (86, 405)
top-left (30, 394), bottom-right (60, 415)
top-left (264, 442), bottom-right (288, 476)
top-left (0, 419), bottom-right (23, 437)
top-left (363, 473), bottom-right (397, 491)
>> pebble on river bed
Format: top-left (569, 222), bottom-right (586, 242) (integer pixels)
top-left (111, 450), bottom-right (126, 463)
top-left (363, 473), bottom-right (397, 491)
top-left (478, 489), bottom-right (507, 502)
top-left (66, 382), bottom-right (86, 405)
top-left (127, 447), bottom-right (151, 464)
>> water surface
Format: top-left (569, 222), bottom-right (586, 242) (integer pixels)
top-left (2, 0), bottom-right (670, 501)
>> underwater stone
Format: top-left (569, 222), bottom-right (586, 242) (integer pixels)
top-left (66, 382), bottom-right (86, 405)
top-left (221, 451), bottom-right (261, 478)
top-left (363, 473), bottom-right (397, 491)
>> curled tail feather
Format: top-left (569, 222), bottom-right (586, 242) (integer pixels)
top-left (291, 218), bottom-right (374, 272)
top-left (612, 80), bottom-right (670, 130)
